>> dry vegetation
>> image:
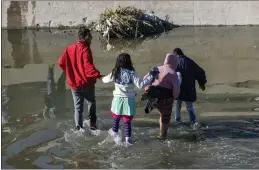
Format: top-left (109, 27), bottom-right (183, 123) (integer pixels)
top-left (92, 6), bottom-right (177, 39)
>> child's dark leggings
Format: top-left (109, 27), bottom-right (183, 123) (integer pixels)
top-left (112, 112), bottom-right (133, 137)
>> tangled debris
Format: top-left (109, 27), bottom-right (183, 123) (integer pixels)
top-left (93, 6), bottom-right (178, 39)
top-left (98, 32), bottom-right (164, 52)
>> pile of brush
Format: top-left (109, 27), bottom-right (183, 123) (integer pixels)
top-left (93, 6), bottom-right (177, 39)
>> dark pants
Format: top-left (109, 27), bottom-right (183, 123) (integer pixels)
top-left (71, 86), bottom-right (96, 127)
top-left (175, 100), bottom-right (196, 124)
top-left (157, 98), bottom-right (174, 124)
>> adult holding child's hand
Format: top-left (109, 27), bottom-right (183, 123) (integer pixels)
top-left (58, 26), bottom-right (102, 131)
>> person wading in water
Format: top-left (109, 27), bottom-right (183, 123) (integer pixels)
top-left (58, 26), bottom-right (103, 131)
top-left (173, 48), bottom-right (207, 129)
top-left (141, 54), bottom-right (180, 138)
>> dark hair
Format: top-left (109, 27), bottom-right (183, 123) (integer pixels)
top-left (173, 48), bottom-right (184, 56)
top-left (78, 26), bottom-right (91, 39)
top-left (111, 53), bottom-right (135, 80)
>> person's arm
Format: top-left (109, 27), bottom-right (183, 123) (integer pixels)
top-left (143, 72), bottom-right (151, 92)
top-left (102, 73), bottom-right (114, 83)
top-left (193, 61), bottom-right (207, 90)
top-left (132, 72), bottom-right (154, 89)
top-left (176, 72), bottom-right (182, 87)
top-left (83, 48), bottom-right (102, 79)
top-left (172, 74), bottom-right (181, 100)
top-left (58, 48), bottom-right (68, 71)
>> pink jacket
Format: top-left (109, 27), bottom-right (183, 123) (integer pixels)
top-left (144, 54), bottom-right (180, 100)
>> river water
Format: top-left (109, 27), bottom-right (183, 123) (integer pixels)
top-left (1, 27), bottom-right (259, 168)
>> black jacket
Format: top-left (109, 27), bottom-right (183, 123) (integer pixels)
top-left (176, 55), bottom-right (207, 102)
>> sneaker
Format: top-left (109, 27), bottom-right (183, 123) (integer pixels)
top-left (90, 122), bottom-right (97, 130)
top-left (112, 131), bottom-right (121, 144)
top-left (191, 121), bottom-right (201, 130)
top-left (111, 130), bottom-right (118, 137)
top-left (144, 98), bottom-right (158, 114)
top-left (175, 121), bottom-right (184, 129)
top-left (175, 120), bottom-right (183, 126)
top-left (125, 137), bottom-right (133, 146)
top-left (76, 125), bottom-right (84, 130)
top-left (144, 104), bottom-right (153, 114)
top-left (76, 126), bottom-right (81, 131)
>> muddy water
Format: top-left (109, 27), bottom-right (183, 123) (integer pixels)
top-left (1, 27), bottom-right (259, 168)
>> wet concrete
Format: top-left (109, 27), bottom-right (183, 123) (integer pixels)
top-left (1, 27), bottom-right (259, 168)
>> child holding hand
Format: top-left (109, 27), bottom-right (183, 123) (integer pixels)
top-left (102, 53), bottom-right (157, 145)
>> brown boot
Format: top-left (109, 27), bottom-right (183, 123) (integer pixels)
top-left (159, 118), bottom-right (169, 139)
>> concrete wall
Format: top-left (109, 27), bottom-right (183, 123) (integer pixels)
top-left (2, 1), bottom-right (259, 28)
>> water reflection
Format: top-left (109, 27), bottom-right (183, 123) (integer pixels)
top-left (7, 1), bottom-right (39, 68)
top-left (44, 65), bottom-right (66, 119)
top-left (99, 33), bottom-right (165, 52)
top-left (2, 87), bottom-right (9, 125)
top-left (1, 82), bottom-right (71, 125)
top-left (31, 30), bottom-right (42, 64)
top-left (7, 29), bottom-right (30, 68)
top-left (5, 29), bottom-right (42, 68)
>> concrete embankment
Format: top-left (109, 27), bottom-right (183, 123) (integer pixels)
top-left (2, 1), bottom-right (259, 29)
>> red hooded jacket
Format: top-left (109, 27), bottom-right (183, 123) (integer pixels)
top-left (58, 40), bottom-right (102, 90)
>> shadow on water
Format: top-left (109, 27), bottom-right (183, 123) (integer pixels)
top-left (132, 116), bottom-right (259, 143)
top-left (201, 119), bottom-right (259, 139)
top-left (231, 80), bottom-right (259, 88)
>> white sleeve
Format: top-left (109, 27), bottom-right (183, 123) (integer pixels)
top-left (132, 72), bottom-right (153, 89)
top-left (102, 73), bottom-right (114, 83)
top-left (177, 72), bottom-right (182, 86)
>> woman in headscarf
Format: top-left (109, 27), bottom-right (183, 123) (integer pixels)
top-left (142, 53), bottom-right (180, 138)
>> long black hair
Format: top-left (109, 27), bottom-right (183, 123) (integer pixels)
top-left (111, 53), bottom-right (135, 80)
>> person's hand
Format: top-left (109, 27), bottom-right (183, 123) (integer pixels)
top-left (98, 75), bottom-right (105, 79)
top-left (149, 67), bottom-right (159, 79)
top-left (199, 84), bottom-right (206, 91)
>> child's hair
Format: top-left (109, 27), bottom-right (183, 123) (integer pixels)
top-left (111, 53), bottom-right (135, 80)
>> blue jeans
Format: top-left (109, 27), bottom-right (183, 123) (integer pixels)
top-left (71, 86), bottom-right (96, 127)
top-left (174, 100), bottom-right (196, 124)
